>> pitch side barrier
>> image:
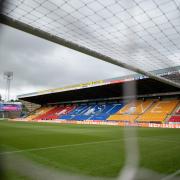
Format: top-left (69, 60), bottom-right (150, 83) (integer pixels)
top-left (10, 119), bottom-right (180, 129)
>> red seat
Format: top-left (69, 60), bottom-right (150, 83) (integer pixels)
top-left (169, 116), bottom-right (180, 122)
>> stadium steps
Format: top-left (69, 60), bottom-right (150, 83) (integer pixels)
top-left (173, 102), bottom-right (180, 114)
top-left (168, 102), bottom-right (180, 123)
top-left (67, 104), bottom-right (123, 121)
top-left (25, 106), bottom-right (44, 118)
top-left (56, 105), bottom-right (76, 119)
top-left (90, 114), bottom-right (110, 120)
top-left (169, 115), bottom-right (180, 123)
top-left (73, 115), bottom-right (91, 121)
top-left (164, 114), bottom-right (171, 123)
top-left (26, 107), bottom-right (53, 120)
top-left (108, 100), bottom-right (154, 122)
top-left (37, 106), bottom-right (67, 120)
top-left (59, 115), bottom-right (74, 120)
top-left (107, 104), bottom-right (124, 114)
top-left (137, 99), bottom-right (179, 123)
top-left (108, 114), bottom-right (138, 122)
top-left (27, 107), bottom-right (41, 116)
top-left (116, 100), bottom-right (153, 115)
top-left (68, 105), bottom-right (89, 115)
top-left (34, 106), bottom-right (56, 120)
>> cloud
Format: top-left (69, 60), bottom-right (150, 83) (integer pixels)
top-left (0, 24), bottom-right (131, 100)
top-left (1, 0), bottom-right (179, 100)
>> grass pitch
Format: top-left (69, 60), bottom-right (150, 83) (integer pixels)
top-left (0, 120), bottom-right (179, 179)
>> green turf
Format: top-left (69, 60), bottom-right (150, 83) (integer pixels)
top-left (0, 120), bottom-right (179, 179)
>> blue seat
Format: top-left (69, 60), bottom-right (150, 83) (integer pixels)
top-left (73, 115), bottom-right (91, 120)
top-left (90, 114), bottom-right (110, 120)
top-left (59, 103), bottom-right (125, 121)
top-left (68, 105), bottom-right (89, 115)
top-left (108, 104), bottom-right (124, 114)
top-left (59, 115), bottom-right (73, 120)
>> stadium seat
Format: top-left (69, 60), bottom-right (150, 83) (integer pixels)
top-left (43, 106), bottom-right (66, 120)
top-left (73, 115), bottom-right (91, 121)
top-left (33, 105), bottom-right (76, 120)
top-left (169, 116), bottom-right (180, 122)
top-left (72, 103), bottom-right (124, 121)
top-left (108, 114), bottom-right (138, 122)
top-left (60, 115), bottom-right (74, 120)
top-left (108, 100), bottom-right (153, 122)
top-left (117, 100), bottom-right (153, 115)
top-left (57, 103), bottom-right (124, 121)
top-left (57, 105), bottom-right (76, 119)
top-left (90, 114), bottom-right (110, 120)
top-left (137, 100), bottom-right (179, 123)
top-left (68, 105), bottom-right (98, 120)
top-left (26, 106), bottom-right (54, 120)
top-left (68, 105), bottom-right (89, 115)
top-left (35, 106), bottom-right (58, 120)
top-left (175, 106), bottom-right (180, 114)
top-left (107, 104), bottom-right (124, 114)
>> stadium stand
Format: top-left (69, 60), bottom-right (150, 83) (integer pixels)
top-left (117, 100), bottom-right (153, 114)
top-left (60, 103), bottom-right (124, 121)
top-left (58, 105), bottom-right (76, 119)
top-left (68, 105), bottom-right (89, 115)
top-left (168, 103), bottom-right (180, 123)
top-left (26, 106), bottom-right (53, 120)
top-left (35, 105), bottom-right (76, 120)
top-left (42, 106), bottom-right (70, 120)
top-left (137, 99), bottom-right (179, 123)
top-left (108, 100), bottom-right (153, 122)
top-left (108, 114), bottom-right (138, 122)
top-left (175, 107), bottom-right (180, 114)
top-left (60, 105), bottom-right (89, 120)
top-left (24, 99), bottom-right (180, 124)
top-left (34, 106), bottom-right (58, 120)
top-left (169, 116), bottom-right (180, 123)
top-left (90, 104), bottom-right (124, 120)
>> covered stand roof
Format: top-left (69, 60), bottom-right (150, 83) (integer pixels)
top-left (18, 71), bottom-right (180, 105)
top-left (1, 0), bottom-right (180, 104)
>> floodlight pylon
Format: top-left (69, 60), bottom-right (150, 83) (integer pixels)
top-left (3, 71), bottom-right (13, 102)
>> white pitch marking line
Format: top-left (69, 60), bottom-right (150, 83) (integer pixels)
top-left (1, 136), bottom-right (178, 155)
top-left (0, 139), bottom-right (120, 155)
top-left (161, 169), bottom-right (180, 180)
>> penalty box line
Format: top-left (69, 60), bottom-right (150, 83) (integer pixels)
top-left (0, 139), bottom-right (120, 155)
top-left (1, 136), bottom-right (178, 156)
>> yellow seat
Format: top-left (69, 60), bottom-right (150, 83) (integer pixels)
top-left (108, 114), bottom-right (138, 122)
top-left (117, 100), bottom-right (153, 115)
top-left (25, 106), bottom-right (54, 120)
top-left (138, 100), bottom-right (179, 122)
top-left (108, 100), bottom-right (154, 122)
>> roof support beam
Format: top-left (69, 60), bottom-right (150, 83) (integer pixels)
top-left (1, 14), bottom-right (180, 89)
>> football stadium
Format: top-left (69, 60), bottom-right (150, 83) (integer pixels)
top-left (0, 0), bottom-right (180, 180)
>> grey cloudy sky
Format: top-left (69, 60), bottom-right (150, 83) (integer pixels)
top-left (1, 0), bottom-right (180, 100)
top-left (0, 24), bottom-right (130, 100)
